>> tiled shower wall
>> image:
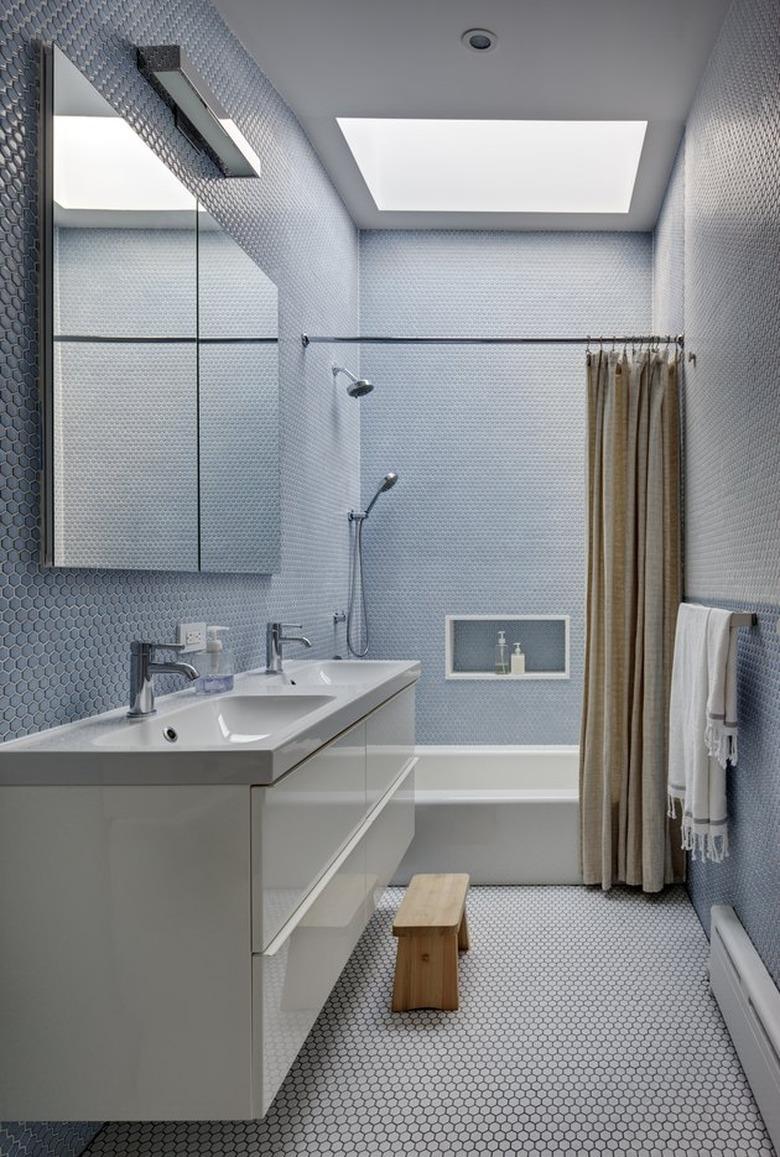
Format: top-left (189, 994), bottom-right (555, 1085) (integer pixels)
top-left (652, 0), bottom-right (780, 984)
top-left (0, 1), bottom-right (358, 1152)
top-left (358, 230), bottom-right (651, 744)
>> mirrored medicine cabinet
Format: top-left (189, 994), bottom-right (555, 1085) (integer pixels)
top-left (39, 45), bottom-right (280, 573)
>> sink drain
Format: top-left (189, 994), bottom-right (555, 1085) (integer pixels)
top-left (162, 726), bottom-right (178, 744)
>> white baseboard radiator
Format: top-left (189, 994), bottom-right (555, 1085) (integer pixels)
top-left (710, 905), bottom-right (780, 1150)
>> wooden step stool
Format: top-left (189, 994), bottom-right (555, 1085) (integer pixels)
top-left (392, 873), bottom-right (470, 1011)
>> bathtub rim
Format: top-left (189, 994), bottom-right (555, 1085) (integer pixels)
top-left (413, 743), bottom-right (580, 803)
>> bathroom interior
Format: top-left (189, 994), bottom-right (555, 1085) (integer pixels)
top-left (0, 0), bottom-right (779, 1153)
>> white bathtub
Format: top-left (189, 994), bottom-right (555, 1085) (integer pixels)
top-left (394, 746), bottom-right (581, 885)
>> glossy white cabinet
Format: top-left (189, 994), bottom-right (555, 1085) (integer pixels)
top-left (0, 785), bottom-right (252, 1121)
top-left (255, 759), bottom-right (415, 1114)
top-left (366, 684), bottom-right (415, 809)
top-left (365, 758), bottom-right (416, 912)
top-left (253, 720), bottom-right (366, 950)
top-left (255, 840), bottom-right (369, 1114)
top-left (0, 681), bottom-right (416, 1122)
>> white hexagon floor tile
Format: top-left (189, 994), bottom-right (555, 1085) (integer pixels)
top-left (85, 886), bottom-right (774, 1156)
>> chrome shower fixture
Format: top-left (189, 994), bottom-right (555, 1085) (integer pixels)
top-left (347, 471), bottom-right (399, 657)
top-left (332, 364), bottom-right (374, 398)
top-left (364, 471), bottom-right (398, 518)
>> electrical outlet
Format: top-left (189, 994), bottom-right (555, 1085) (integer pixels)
top-left (178, 621), bottom-right (207, 653)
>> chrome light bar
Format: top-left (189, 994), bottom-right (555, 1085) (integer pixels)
top-left (137, 44), bottom-right (261, 178)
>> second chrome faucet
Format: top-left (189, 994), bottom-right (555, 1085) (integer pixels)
top-left (265, 622), bottom-right (312, 674)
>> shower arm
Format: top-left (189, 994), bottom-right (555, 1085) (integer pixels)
top-left (333, 365), bottom-right (360, 385)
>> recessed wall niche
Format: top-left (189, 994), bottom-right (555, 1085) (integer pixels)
top-left (445, 615), bottom-right (570, 680)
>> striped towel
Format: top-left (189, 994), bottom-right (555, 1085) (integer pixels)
top-left (667, 605), bottom-right (739, 863)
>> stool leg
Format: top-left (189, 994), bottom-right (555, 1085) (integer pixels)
top-left (458, 910), bottom-right (470, 952)
top-left (392, 937), bottom-right (413, 1011)
top-left (392, 933), bottom-right (460, 1011)
top-left (440, 932), bottom-right (459, 1010)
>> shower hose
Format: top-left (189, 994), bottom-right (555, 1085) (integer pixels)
top-left (347, 514), bottom-right (369, 657)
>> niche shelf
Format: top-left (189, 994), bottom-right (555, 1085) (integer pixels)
top-left (445, 615), bottom-right (570, 680)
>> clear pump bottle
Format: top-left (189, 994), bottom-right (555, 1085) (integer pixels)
top-left (495, 630), bottom-right (509, 675)
top-left (197, 625), bottom-right (234, 694)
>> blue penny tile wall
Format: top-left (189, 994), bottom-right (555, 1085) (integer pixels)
top-left (681, 0), bottom-right (780, 605)
top-left (0, 1123), bottom-right (102, 1157)
top-left (652, 0), bottom-right (780, 987)
top-left (357, 230), bottom-right (652, 744)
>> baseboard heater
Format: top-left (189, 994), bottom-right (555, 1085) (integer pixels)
top-left (710, 905), bottom-right (780, 1150)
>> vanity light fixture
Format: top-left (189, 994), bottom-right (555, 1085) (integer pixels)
top-left (137, 44), bottom-right (261, 178)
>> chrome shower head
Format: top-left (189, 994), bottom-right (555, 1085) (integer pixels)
top-left (332, 364), bottom-right (374, 398)
top-left (364, 471), bottom-right (399, 518)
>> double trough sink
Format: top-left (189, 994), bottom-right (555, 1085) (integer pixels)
top-left (0, 660), bottom-right (420, 787)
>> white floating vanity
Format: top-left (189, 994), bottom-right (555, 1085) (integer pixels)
top-left (0, 659), bottom-right (419, 1121)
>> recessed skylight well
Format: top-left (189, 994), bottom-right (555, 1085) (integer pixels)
top-left (336, 118), bottom-right (647, 214)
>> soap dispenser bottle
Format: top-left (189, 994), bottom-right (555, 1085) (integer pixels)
top-left (495, 630), bottom-right (509, 675)
top-left (511, 642), bottom-right (526, 675)
top-left (198, 626), bottom-right (234, 694)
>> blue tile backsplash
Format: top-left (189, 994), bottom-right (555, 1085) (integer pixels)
top-left (0, 0), bottom-right (358, 1150)
top-left (652, 0), bottom-right (780, 986)
top-left (358, 230), bottom-right (651, 744)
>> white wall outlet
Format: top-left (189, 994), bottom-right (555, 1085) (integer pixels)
top-left (178, 621), bottom-right (207, 653)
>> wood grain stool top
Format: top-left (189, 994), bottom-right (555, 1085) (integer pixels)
top-left (392, 873), bottom-right (470, 936)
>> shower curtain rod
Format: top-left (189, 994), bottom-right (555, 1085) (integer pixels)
top-left (301, 333), bottom-right (685, 347)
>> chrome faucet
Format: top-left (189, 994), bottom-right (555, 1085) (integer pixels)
top-left (128, 641), bottom-right (199, 718)
top-left (266, 622), bottom-right (312, 674)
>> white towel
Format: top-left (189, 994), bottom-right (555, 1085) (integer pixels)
top-left (667, 604), bottom-right (738, 863)
top-left (704, 608), bottom-right (739, 769)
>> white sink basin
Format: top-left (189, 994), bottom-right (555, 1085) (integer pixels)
top-left (94, 694), bottom-right (335, 750)
top-left (0, 658), bottom-right (421, 786)
top-left (284, 660), bottom-right (405, 689)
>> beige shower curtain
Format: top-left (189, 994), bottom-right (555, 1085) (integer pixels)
top-left (579, 348), bottom-right (685, 893)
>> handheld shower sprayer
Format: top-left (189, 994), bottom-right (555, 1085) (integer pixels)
top-left (351, 471), bottom-right (398, 521)
top-left (347, 471), bottom-right (399, 656)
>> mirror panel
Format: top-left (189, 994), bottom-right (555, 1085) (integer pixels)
top-left (50, 46), bottom-right (199, 570)
top-left (43, 47), bottom-right (281, 574)
top-left (198, 210), bottom-right (280, 573)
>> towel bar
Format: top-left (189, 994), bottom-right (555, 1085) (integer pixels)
top-left (730, 612), bottom-right (757, 629)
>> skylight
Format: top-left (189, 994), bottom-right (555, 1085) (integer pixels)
top-left (336, 118), bottom-right (647, 214)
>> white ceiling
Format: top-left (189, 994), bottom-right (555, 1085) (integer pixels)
top-left (213, 0), bottom-right (731, 230)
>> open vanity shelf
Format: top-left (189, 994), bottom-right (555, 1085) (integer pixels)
top-left (445, 614), bottom-right (570, 680)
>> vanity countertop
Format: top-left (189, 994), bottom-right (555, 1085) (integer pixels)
top-left (0, 659), bottom-right (420, 787)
